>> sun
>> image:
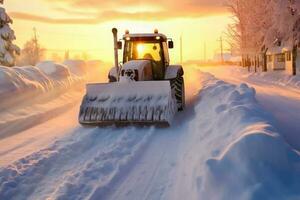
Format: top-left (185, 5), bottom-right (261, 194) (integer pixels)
top-left (137, 43), bottom-right (145, 57)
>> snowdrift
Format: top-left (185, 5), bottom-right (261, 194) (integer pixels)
top-left (193, 72), bottom-right (300, 200)
top-left (0, 61), bottom-right (86, 108)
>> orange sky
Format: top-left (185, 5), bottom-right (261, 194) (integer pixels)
top-left (5, 0), bottom-right (232, 63)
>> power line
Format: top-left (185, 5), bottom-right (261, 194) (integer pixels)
top-left (204, 42), bottom-right (207, 61)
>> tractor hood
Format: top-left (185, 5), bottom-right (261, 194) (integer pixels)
top-left (122, 60), bottom-right (152, 81)
top-left (122, 60), bottom-right (151, 71)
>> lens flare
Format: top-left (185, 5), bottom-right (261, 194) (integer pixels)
top-left (137, 44), bottom-right (144, 56)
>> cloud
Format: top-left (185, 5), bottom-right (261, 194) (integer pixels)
top-left (10, 0), bottom-right (228, 25)
top-left (10, 12), bottom-right (100, 24)
top-left (49, 0), bottom-right (224, 9)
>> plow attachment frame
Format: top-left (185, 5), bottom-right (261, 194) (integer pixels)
top-left (79, 81), bottom-right (177, 126)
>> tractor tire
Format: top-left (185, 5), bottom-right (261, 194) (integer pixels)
top-left (171, 76), bottom-right (185, 111)
top-left (109, 75), bottom-right (117, 83)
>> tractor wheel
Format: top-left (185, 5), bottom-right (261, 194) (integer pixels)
top-left (109, 75), bottom-right (117, 83)
top-left (171, 76), bottom-right (185, 111)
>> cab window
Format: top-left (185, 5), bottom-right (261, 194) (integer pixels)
top-left (124, 41), bottom-right (163, 62)
top-left (124, 41), bottom-right (165, 80)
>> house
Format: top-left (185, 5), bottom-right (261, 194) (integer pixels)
top-left (296, 48), bottom-right (300, 75)
top-left (283, 47), bottom-right (294, 75)
top-left (266, 46), bottom-right (295, 75)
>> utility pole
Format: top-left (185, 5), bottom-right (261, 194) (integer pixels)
top-left (33, 27), bottom-right (38, 47)
top-left (204, 42), bottom-right (207, 62)
top-left (180, 34), bottom-right (183, 64)
top-left (33, 27), bottom-right (39, 64)
top-left (64, 50), bottom-right (70, 60)
top-left (217, 36), bottom-right (224, 64)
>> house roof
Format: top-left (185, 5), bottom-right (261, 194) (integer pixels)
top-left (266, 46), bottom-right (292, 55)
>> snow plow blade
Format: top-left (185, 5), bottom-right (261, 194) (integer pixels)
top-left (79, 81), bottom-right (177, 126)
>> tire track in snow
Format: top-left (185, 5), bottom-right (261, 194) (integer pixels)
top-left (0, 127), bottom-right (101, 199)
top-left (0, 126), bottom-right (155, 200)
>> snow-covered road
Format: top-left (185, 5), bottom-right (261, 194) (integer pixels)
top-left (1, 66), bottom-right (300, 200)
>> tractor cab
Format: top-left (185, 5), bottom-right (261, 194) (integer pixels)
top-left (120, 30), bottom-right (174, 80)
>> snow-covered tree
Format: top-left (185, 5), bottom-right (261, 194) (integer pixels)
top-left (226, 0), bottom-right (272, 54)
top-left (226, 0), bottom-right (300, 54)
top-left (0, 1), bottom-right (20, 66)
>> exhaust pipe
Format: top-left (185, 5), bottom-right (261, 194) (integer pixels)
top-left (112, 28), bottom-right (119, 81)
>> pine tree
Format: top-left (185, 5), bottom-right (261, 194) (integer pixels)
top-left (0, 0), bottom-right (20, 66)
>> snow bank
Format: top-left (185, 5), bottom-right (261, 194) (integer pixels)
top-left (36, 61), bottom-right (75, 88)
top-left (0, 66), bottom-right (47, 98)
top-left (13, 66), bottom-right (53, 91)
top-left (223, 66), bottom-right (300, 89)
top-left (0, 61), bottom-right (86, 108)
top-left (247, 71), bottom-right (300, 89)
top-left (193, 72), bottom-right (300, 200)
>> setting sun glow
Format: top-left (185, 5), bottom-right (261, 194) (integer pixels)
top-left (137, 44), bottom-right (145, 57)
top-left (6, 0), bottom-right (231, 64)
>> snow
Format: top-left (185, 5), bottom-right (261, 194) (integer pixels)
top-left (199, 65), bottom-right (300, 150)
top-left (0, 61), bottom-right (86, 110)
top-left (122, 60), bottom-right (150, 71)
top-left (63, 60), bottom-right (87, 77)
top-left (165, 65), bottom-right (182, 79)
top-left (0, 90), bottom-right (82, 141)
top-left (211, 66), bottom-right (300, 90)
top-left (191, 72), bottom-right (300, 199)
top-left (0, 126), bottom-right (154, 200)
top-left (121, 60), bottom-right (151, 81)
top-left (247, 71), bottom-right (300, 89)
top-left (13, 66), bottom-right (53, 91)
top-left (36, 61), bottom-right (72, 82)
top-left (0, 66), bottom-right (300, 200)
top-left (0, 7), bottom-right (19, 66)
top-left (80, 81), bottom-right (177, 124)
top-left (227, 0), bottom-right (300, 58)
top-left (0, 7), bottom-right (12, 23)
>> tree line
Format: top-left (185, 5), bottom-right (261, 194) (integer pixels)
top-left (226, 0), bottom-right (300, 55)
